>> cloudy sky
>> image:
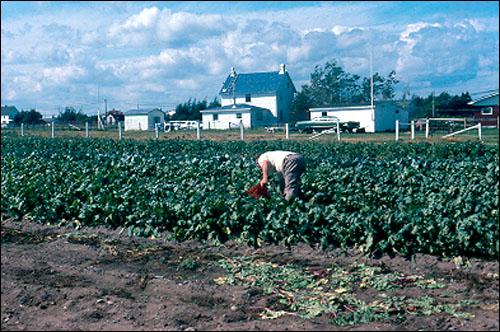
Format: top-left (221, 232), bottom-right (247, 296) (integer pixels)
top-left (1, 1), bottom-right (498, 116)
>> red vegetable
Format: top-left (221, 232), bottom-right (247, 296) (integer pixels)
top-left (246, 183), bottom-right (270, 199)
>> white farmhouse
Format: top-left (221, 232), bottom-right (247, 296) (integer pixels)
top-left (201, 64), bottom-right (296, 129)
top-left (309, 101), bottom-right (409, 132)
top-left (1, 105), bottom-right (19, 128)
top-left (124, 108), bottom-right (165, 131)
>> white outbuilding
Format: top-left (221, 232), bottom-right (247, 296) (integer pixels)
top-left (200, 104), bottom-right (272, 129)
top-left (308, 101), bottom-right (408, 132)
top-left (124, 108), bottom-right (165, 131)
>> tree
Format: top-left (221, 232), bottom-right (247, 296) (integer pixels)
top-left (381, 70), bottom-right (399, 100)
top-left (56, 107), bottom-right (88, 124)
top-left (290, 88), bottom-right (312, 122)
top-left (13, 109), bottom-right (43, 125)
top-left (295, 58), bottom-right (400, 107)
top-left (171, 98), bottom-right (218, 121)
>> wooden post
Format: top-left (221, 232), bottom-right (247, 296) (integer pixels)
top-left (155, 123), bottom-right (159, 140)
top-left (21, 123), bottom-right (24, 137)
top-left (425, 118), bottom-right (429, 138)
top-left (196, 121), bottom-right (201, 140)
top-left (240, 120), bottom-right (244, 141)
top-left (336, 120), bottom-right (341, 142)
top-left (85, 122), bottom-right (89, 138)
top-left (463, 118), bottom-right (467, 129)
top-left (51, 122), bottom-right (55, 138)
top-left (497, 116), bottom-right (499, 129)
top-left (395, 120), bottom-right (399, 141)
top-left (285, 123), bottom-right (289, 140)
top-left (478, 122), bottom-right (482, 141)
top-left (411, 120), bottom-right (415, 140)
top-left (118, 121), bottom-right (122, 140)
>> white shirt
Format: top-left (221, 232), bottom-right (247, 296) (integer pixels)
top-left (257, 151), bottom-right (295, 174)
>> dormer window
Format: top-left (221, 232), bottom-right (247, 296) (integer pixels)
top-left (245, 94), bottom-right (251, 102)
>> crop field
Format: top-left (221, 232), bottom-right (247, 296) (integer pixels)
top-left (1, 135), bottom-right (499, 330)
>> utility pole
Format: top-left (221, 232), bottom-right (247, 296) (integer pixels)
top-left (369, 46), bottom-right (375, 121)
top-left (432, 91), bottom-right (435, 117)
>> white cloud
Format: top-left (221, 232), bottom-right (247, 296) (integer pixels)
top-left (1, 3), bottom-right (498, 110)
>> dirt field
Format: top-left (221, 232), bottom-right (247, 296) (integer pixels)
top-left (1, 216), bottom-right (498, 331)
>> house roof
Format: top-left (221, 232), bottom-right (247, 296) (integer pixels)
top-left (219, 71), bottom-right (296, 97)
top-left (468, 90), bottom-right (499, 107)
top-left (1, 105), bottom-right (19, 117)
top-left (200, 103), bottom-right (269, 114)
top-left (124, 108), bottom-right (164, 116)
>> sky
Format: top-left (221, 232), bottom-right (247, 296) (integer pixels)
top-left (1, 1), bottom-right (499, 116)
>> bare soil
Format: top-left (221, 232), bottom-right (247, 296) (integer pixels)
top-left (1, 217), bottom-right (498, 331)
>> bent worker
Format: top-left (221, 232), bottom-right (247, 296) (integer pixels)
top-left (256, 151), bottom-right (306, 201)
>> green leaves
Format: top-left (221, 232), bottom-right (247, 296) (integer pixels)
top-left (1, 137), bottom-right (498, 258)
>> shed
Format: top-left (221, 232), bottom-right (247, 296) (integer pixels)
top-left (124, 108), bottom-right (165, 131)
top-left (308, 101), bottom-right (408, 132)
top-left (200, 103), bottom-right (272, 129)
top-left (1, 105), bottom-right (19, 127)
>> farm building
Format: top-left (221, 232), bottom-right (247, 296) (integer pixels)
top-left (1, 105), bottom-right (19, 127)
top-left (124, 108), bottom-right (164, 131)
top-left (200, 104), bottom-right (272, 129)
top-left (467, 89), bottom-right (499, 127)
top-left (202, 64), bottom-right (296, 129)
top-left (308, 101), bottom-right (408, 133)
top-left (104, 109), bottom-right (124, 125)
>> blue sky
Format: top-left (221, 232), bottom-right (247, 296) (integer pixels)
top-left (1, 1), bottom-right (498, 116)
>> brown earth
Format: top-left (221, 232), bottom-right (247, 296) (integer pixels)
top-left (1, 216), bottom-right (498, 331)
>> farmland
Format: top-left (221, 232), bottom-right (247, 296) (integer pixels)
top-left (1, 135), bottom-right (499, 330)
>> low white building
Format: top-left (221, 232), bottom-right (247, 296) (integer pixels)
top-left (124, 109), bottom-right (165, 131)
top-left (200, 104), bottom-right (272, 129)
top-left (202, 64), bottom-right (296, 129)
top-left (1, 105), bottom-right (19, 127)
top-left (309, 101), bottom-right (408, 132)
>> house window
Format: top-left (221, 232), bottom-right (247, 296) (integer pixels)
top-left (322, 111), bottom-right (327, 116)
top-left (213, 114), bottom-right (218, 121)
top-left (236, 113), bottom-right (242, 119)
top-left (481, 107), bottom-right (493, 115)
top-left (245, 94), bottom-right (251, 102)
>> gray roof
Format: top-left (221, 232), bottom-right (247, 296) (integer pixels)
top-left (219, 71), bottom-right (296, 97)
top-left (1, 105), bottom-right (19, 117)
top-left (200, 103), bottom-right (269, 114)
top-left (124, 108), bottom-right (164, 116)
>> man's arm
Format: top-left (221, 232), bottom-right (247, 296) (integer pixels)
top-left (260, 160), bottom-right (269, 187)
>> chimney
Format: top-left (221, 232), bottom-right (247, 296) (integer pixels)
top-left (230, 66), bottom-right (237, 77)
top-left (279, 64), bottom-right (286, 74)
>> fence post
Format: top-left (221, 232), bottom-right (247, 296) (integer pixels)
top-left (85, 122), bottom-right (89, 138)
top-left (336, 120), bottom-right (341, 142)
top-left (240, 120), bottom-right (244, 141)
top-left (464, 118), bottom-right (467, 129)
top-left (425, 118), bottom-right (429, 138)
top-left (51, 122), bottom-right (55, 138)
top-left (395, 120), bottom-right (399, 141)
top-left (285, 123), bottom-right (289, 140)
top-left (196, 121), bottom-right (201, 140)
top-left (21, 123), bottom-right (24, 137)
top-left (478, 123), bottom-right (482, 141)
top-left (497, 116), bottom-right (499, 129)
top-left (411, 120), bottom-right (415, 140)
top-left (155, 123), bottom-right (159, 140)
top-left (118, 121), bottom-right (122, 140)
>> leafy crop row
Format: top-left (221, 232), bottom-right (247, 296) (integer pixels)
top-left (1, 137), bottom-right (498, 258)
